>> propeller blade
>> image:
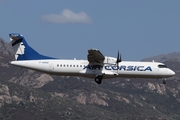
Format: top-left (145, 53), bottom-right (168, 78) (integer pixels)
top-left (118, 51), bottom-right (119, 62)
top-left (119, 52), bottom-right (122, 62)
top-left (116, 50), bottom-right (122, 70)
top-left (116, 51), bottom-right (121, 63)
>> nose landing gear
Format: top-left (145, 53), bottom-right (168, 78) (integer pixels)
top-left (163, 78), bottom-right (166, 84)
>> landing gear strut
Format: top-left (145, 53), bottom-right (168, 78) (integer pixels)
top-left (95, 75), bottom-right (103, 84)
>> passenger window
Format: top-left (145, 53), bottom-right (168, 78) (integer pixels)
top-left (73, 65), bottom-right (75, 67)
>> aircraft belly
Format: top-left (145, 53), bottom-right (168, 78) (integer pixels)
top-left (103, 73), bottom-right (165, 79)
top-left (48, 71), bottom-right (95, 78)
top-left (118, 71), bottom-right (161, 78)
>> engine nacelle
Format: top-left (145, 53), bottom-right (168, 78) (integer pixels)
top-left (104, 56), bottom-right (117, 64)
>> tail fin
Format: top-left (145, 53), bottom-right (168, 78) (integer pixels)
top-left (9, 33), bottom-right (55, 61)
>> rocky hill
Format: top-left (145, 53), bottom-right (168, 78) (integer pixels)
top-left (142, 52), bottom-right (180, 62)
top-left (0, 38), bottom-right (180, 120)
top-left (0, 38), bottom-right (14, 55)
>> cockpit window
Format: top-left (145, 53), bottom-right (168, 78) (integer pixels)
top-left (158, 64), bottom-right (167, 68)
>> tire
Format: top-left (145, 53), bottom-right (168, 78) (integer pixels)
top-left (163, 80), bottom-right (166, 84)
top-left (95, 76), bottom-right (102, 84)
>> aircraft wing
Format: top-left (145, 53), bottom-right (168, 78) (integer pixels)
top-left (87, 49), bottom-right (105, 64)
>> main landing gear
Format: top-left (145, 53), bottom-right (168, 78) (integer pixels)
top-left (95, 75), bottom-right (103, 84)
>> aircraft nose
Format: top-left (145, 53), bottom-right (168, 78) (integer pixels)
top-left (170, 69), bottom-right (175, 76)
top-left (172, 71), bottom-right (175, 75)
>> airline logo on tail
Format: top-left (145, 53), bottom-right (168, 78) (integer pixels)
top-left (9, 33), bottom-right (55, 61)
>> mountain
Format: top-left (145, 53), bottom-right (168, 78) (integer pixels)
top-left (0, 38), bottom-right (180, 120)
top-left (142, 52), bottom-right (180, 62)
top-left (0, 38), bottom-right (14, 55)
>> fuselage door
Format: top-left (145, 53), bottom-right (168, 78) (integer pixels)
top-left (49, 63), bottom-right (54, 71)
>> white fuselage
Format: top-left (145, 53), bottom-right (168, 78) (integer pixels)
top-left (10, 59), bottom-right (175, 79)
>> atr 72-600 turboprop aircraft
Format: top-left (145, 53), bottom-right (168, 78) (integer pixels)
top-left (9, 33), bottom-right (175, 84)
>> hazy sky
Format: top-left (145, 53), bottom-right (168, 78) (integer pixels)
top-left (0, 0), bottom-right (180, 60)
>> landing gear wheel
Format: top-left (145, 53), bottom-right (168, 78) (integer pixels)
top-left (95, 76), bottom-right (103, 84)
top-left (163, 79), bottom-right (166, 84)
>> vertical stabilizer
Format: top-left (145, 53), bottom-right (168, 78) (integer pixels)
top-left (9, 33), bottom-right (55, 60)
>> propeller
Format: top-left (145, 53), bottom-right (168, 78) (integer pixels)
top-left (116, 51), bottom-right (122, 70)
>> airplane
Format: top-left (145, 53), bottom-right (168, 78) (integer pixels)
top-left (9, 33), bottom-right (175, 84)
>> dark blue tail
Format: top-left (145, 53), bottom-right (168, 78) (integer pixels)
top-left (9, 33), bottom-right (55, 60)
